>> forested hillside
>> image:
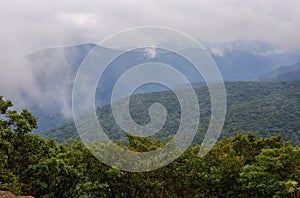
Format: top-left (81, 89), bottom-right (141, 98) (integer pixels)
top-left (40, 81), bottom-right (300, 145)
top-left (24, 41), bottom-right (300, 134)
top-left (1, 96), bottom-right (300, 197)
top-left (260, 61), bottom-right (300, 81)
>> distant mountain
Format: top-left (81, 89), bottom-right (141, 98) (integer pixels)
top-left (25, 43), bottom-right (97, 131)
top-left (27, 45), bottom-right (204, 132)
top-left (260, 61), bottom-right (300, 81)
top-left (202, 40), bottom-right (300, 80)
top-left (23, 40), bottom-right (300, 133)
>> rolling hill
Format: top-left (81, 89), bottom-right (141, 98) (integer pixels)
top-left (39, 81), bottom-right (300, 145)
top-left (260, 61), bottom-right (300, 81)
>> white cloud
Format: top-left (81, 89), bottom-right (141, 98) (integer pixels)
top-left (1, 0), bottom-right (300, 48)
top-left (57, 12), bottom-right (97, 27)
top-left (210, 47), bottom-right (224, 57)
top-left (144, 47), bottom-right (157, 59)
top-left (1, 0), bottom-right (300, 107)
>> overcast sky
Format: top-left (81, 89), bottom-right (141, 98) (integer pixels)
top-left (1, 0), bottom-right (300, 50)
top-left (1, 0), bottom-right (300, 105)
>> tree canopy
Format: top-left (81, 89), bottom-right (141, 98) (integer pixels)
top-left (1, 96), bottom-right (300, 197)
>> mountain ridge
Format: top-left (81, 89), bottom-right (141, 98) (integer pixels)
top-left (39, 81), bottom-right (300, 145)
top-left (22, 40), bottom-right (300, 133)
top-left (260, 61), bottom-right (300, 81)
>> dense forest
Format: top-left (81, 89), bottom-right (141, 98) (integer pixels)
top-left (1, 93), bottom-right (300, 197)
top-left (40, 81), bottom-right (300, 145)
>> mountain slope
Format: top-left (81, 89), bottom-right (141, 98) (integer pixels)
top-left (260, 61), bottom-right (300, 81)
top-left (39, 81), bottom-right (300, 145)
top-left (25, 40), bottom-right (300, 133)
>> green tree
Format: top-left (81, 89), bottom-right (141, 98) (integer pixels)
top-left (0, 96), bottom-right (37, 194)
top-left (239, 144), bottom-right (300, 197)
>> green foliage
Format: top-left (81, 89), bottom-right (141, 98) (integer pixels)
top-left (239, 144), bottom-right (300, 197)
top-left (0, 96), bottom-right (39, 194)
top-left (1, 80), bottom-right (300, 198)
top-left (40, 81), bottom-right (300, 146)
top-left (0, 96), bottom-right (37, 136)
top-left (126, 133), bottom-right (165, 152)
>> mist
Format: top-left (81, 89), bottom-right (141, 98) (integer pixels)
top-left (1, 0), bottom-right (300, 113)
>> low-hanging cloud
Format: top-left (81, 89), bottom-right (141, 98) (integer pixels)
top-left (1, 0), bottom-right (300, 110)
